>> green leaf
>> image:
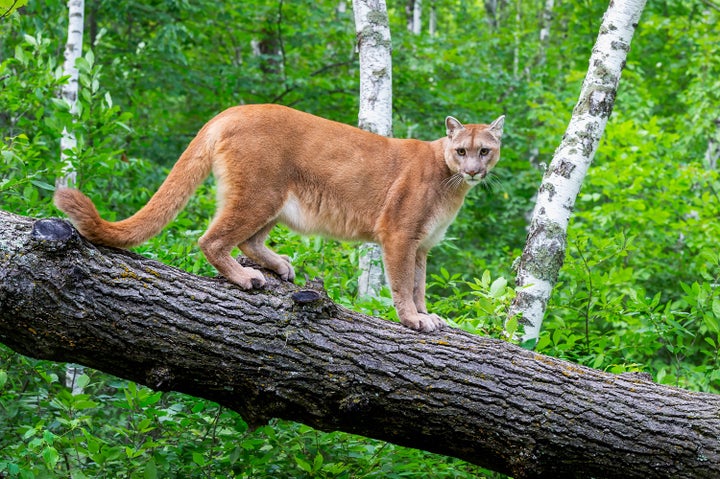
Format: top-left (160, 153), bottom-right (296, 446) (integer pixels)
top-left (29, 180), bottom-right (55, 191)
top-left (705, 310), bottom-right (720, 334)
top-left (440, 267), bottom-right (450, 280)
top-left (42, 446), bottom-right (59, 470)
top-left (505, 315), bottom-right (518, 338)
top-left (76, 373), bottom-right (91, 390)
top-left (144, 458), bottom-right (158, 479)
top-left (535, 334), bottom-right (551, 351)
top-left (192, 452), bottom-right (205, 467)
top-left (14, 45), bottom-right (27, 66)
top-left (295, 456), bottom-right (312, 473)
top-left (22, 33), bottom-right (37, 46)
top-left (313, 452), bottom-right (324, 471)
top-left (489, 276), bottom-right (507, 298)
top-left (481, 269), bottom-right (491, 287)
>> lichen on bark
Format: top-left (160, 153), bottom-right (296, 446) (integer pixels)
top-left (520, 219), bottom-right (566, 283)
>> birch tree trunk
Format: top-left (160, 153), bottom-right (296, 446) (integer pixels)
top-left (705, 118), bottom-right (720, 170)
top-left (537, 0), bottom-right (554, 67)
top-left (508, 0), bottom-right (647, 345)
top-left (2, 210), bottom-right (720, 478)
top-left (411, 0), bottom-right (422, 35)
top-left (57, 0), bottom-right (85, 395)
top-left (484, 0), bottom-right (502, 29)
top-left (428, 1), bottom-right (436, 36)
top-left (352, 0), bottom-right (392, 298)
top-left (57, 0), bottom-right (84, 191)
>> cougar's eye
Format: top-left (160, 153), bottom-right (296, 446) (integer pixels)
top-left (480, 148), bottom-right (490, 156)
top-left (456, 148), bottom-right (466, 156)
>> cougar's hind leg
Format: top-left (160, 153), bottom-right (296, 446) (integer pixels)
top-left (239, 222), bottom-right (295, 282)
top-left (199, 200), bottom-right (282, 290)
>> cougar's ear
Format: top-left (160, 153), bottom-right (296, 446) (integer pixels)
top-left (445, 116), bottom-right (465, 138)
top-left (489, 115), bottom-right (505, 140)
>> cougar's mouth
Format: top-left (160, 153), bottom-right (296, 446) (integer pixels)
top-left (462, 172), bottom-right (485, 185)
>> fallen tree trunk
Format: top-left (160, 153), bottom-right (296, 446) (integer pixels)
top-left (1, 210), bottom-right (719, 479)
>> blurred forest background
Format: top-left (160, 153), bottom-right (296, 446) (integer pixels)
top-left (1, 0), bottom-right (719, 477)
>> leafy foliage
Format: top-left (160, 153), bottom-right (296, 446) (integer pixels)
top-left (1, 0), bottom-right (719, 477)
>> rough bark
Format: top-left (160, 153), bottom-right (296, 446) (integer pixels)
top-left (1, 210), bottom-right (720, 479)
top-left (508, 0), bottom-right (647, 344)
top-left (352, 0), bottom-right (392, 297)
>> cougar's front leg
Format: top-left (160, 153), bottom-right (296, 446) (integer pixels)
top-left (413, 248), bottom-right (429, 314)
top-left (382, 239), bottom-right (445, 332)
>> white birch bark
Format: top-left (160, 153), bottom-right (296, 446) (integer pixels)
top-left (705, 118), bottom-right (720, 170)
top-left (538, 0), bottom-right (554, 67)
top-left (352, 0), bottom-right (392, 297)
top-left (58, 0), bottom-right (85, 394)
top-left (539, 0), bottom-right (554, 44)
top-left (57, 0), bottom-right (84, 190)
top-left (412, 0), bottom-right (422, 35)
top-left (508, 0), bottom-right (647, 345)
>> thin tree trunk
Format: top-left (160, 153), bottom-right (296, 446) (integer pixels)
top-left (705, 118), bottom-right (720, 170)
top-left (352, 0), bottom-right (392, 297)
top-left (1, 210), bottom-right (719, 479)
top-left (484, 0), bottom-right (501, 29)
top-left (428, 1), bottom-right (436, 36)
top-left (57, 0), bottom-right (84, 191)
top-left (412, 0), bottom-right (422, 35)
top-left (537, 0), bottom-right (554, 67)
top-left (508, 0), bottom-right (648, 345)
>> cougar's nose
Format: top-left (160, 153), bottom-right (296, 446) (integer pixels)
top-left (465, 168), bottom-right (485, 178)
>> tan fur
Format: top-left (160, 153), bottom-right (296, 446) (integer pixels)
top-left (54, 104), bottom-right (504, 332)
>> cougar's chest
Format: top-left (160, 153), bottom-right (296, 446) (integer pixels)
top-left (419, 195), bottom-right (466, 250)
top-left (420, 214), bottom-right (455, 250)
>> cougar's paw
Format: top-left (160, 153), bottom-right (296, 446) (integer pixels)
top-left (231, 267), bottom-right (267, 290)
top-left (275, 255), bottom-right (295, 282)
top-left (401, 313), bottom-right (447, 333)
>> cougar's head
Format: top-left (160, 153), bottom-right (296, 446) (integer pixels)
top-left (443, 115), bottom-right (504, 187)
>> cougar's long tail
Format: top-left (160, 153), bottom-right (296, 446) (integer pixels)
top-left (54, 123), bottom-right (217, 248)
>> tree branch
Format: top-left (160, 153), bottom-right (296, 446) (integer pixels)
top-left (1, 210), bottom-right (719, 478)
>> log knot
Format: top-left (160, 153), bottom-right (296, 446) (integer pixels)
top-left (291, 290), bottom-right (322, 304)
top-left (291, 281), bottom-right (338, 320)
top-left (31, 218), bottom-right (76, 253)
